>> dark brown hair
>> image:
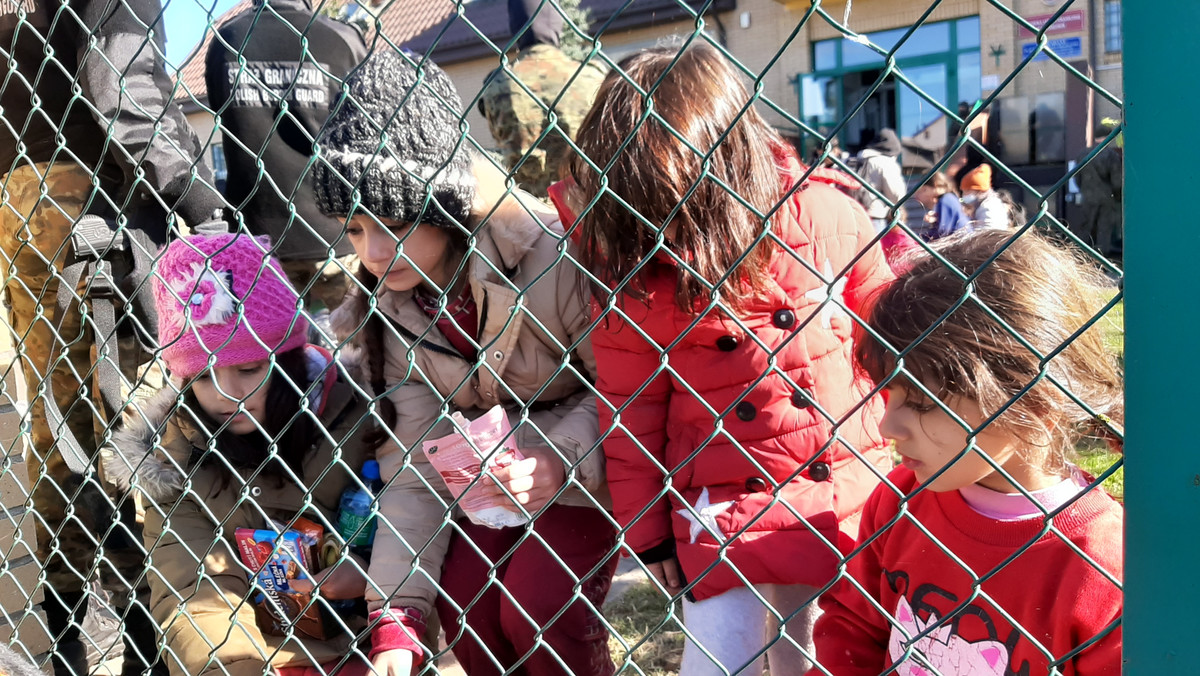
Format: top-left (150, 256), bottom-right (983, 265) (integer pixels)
top-left (928, 171), bottom-right (957, 197)
top-left (855, 229), bottom-right (1124, 474)
top-left (185, 347), bottom-right (318, 487)
top-left (347, 267), bottom-right (400, 451)
top-left (571, 42), bottom-right (784, 314)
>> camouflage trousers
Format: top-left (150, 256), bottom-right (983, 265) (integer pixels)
top-left (0, 162), bottom-right (149, 669)
top-left (479, 45), bottom-right (605, 197)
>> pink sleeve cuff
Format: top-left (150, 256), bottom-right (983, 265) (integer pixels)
top-left (368, 607), bottom-right (427, 662)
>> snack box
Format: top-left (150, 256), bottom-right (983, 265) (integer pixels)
top-left (235, 527), bottom-right (330, 640)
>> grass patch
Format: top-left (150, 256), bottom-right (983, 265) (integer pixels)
top-left (1077, 444), bottom-right (1124, 503)
top-left (606, 582), bottom-right (684, 676)
top-left (1079, 292), bottom-right (1123, 503)
top-left (1097, 297), bottom-right (1124, 361)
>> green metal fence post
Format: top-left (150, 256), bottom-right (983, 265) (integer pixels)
top-left (1123, 1), bottom-right (1200, 671)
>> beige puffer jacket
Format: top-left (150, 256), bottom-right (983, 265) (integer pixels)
top-left (102, 362), bottom-right (373, 676)
top-left (332, 188), bottom-right (609, 620)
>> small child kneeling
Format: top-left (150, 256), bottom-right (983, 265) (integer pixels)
top-left (812, 228), bottom-right (1123, 676)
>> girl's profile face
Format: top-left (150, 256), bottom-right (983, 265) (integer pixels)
top-left (191, 360), bottom-right (271, 435)
top-left (345, 214), bottom-right (457, 293)
top-left (914, 184), bottom-right (939, 208)
top-left (879, 384), bottom-right (1056, 493)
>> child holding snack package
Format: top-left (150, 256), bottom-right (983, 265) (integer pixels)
top-left (102, 234), bottom-right (375, 676)
top-left (315, 52), bottom-right (615, 676)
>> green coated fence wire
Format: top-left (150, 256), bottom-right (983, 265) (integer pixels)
top-left (0, 0), bottom-right (1131, 674)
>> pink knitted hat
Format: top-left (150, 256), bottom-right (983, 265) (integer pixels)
top-left (153, 234), bottom-right (310, 380)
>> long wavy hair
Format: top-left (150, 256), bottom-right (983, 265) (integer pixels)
top-left (570, 42), bottom-right (785, 315)
top-left (855, 229), bottom-right (1124, 474)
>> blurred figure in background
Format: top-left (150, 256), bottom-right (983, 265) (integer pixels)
top-left (959, 164), bottom-right (1009, 229)
top-left (1073, 119), bottom-right (1124, 263)
top-left (915, 172), bottom-right (971, 241)
top-left (853, 129), bottom-right (907, 234)
top-left (479, 0), bottom-right (605, 196)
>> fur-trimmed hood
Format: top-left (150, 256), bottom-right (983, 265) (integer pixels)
top-left (102, 347), bottom-right (360, 504)
top-left (129, 368), bottom-right (373, 676)
top-left (101, 386), bottom-right (195, 503)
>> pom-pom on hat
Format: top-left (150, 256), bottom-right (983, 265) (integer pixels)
top-left (313, 50), bottom-right (476, 229)
top-left (153, 234), bottom-right (309, 380)
top-left (961, 163), bottom-right (993, 192)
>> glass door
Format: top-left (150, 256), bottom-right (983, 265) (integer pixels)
top-left (897, 63), bottom-right (949, 148)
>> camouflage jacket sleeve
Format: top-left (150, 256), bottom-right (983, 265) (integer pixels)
top-left (75, 0), bottom-right (223, 226)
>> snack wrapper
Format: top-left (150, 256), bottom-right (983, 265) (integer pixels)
top-left (422, 406), bottom-right (528, 529)
top-left (235, 523), bottom-right (330, 639)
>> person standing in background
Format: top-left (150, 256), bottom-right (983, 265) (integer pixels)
top-left (1073, 119), bottom-right (1124, 263)
top-left (959, 164), bottom-right (1010, 229)
top-left (0, 0), bottom-right (225, 672)
top-left (915, 172), bottom-right (971, 241)
top-left (853, 129), bottom-right (908, 234)
top-left (206, 0), bottom-right (367, 314)
top-left (478, 0), bottom-right (605, 196)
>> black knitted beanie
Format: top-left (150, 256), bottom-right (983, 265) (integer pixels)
top-left (314, 50), bottom-right (475, 229)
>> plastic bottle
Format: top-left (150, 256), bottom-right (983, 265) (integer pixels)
top-left (336, 460), bottom-right (382, 558)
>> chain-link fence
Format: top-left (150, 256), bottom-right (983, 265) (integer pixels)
top-left (0, 0), bottom-right (1149, 674)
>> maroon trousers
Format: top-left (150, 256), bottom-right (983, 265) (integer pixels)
top-left (436, 505), bottom-right (618, 676)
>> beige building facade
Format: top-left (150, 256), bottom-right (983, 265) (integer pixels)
top-left (182, 0), bottom-right (1121, 205)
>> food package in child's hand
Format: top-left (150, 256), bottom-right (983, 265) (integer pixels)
top-left (267, 516), bottom-right (324, 570)
top-left (235, 527), bottom-right (331, 640)
top-left (422, 405), bottom-right (529, 529)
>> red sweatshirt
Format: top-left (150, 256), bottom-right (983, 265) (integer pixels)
top-left (811, 467), bottom-right (1123, 676)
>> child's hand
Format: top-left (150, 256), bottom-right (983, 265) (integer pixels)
top-left (370, 649), bottom-right (415, 676)
top-left (289, 558), bottom-right (367, 599)
top-left (647, 556), bottom-right (685, 596)
top-left (484, 446), bottom-right (566, 512)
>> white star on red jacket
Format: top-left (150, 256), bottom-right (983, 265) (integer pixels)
top-left (677, 487), bottom-right (735, 545)
top-left (804, 260), bottom-right (849, 330)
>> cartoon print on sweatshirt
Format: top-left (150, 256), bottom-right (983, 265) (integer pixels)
top-left (887, 596), bottom-right (1008, 676)
top-left (881, 570), bottom-right (1035, 676)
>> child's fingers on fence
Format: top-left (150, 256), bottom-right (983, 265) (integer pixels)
top-left (647, 557), bottom-right (684, 594)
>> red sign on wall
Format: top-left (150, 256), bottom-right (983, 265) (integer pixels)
top-left (1021, 9), bottom-right (1086, 36)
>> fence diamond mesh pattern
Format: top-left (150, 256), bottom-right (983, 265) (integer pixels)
top-left (0, 1), bottom-right (1127, 675)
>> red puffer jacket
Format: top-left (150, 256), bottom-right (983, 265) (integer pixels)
top-left (589, 150), bottom-right (894, 601)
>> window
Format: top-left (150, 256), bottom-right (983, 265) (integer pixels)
top-left (806, 17), bottom-right (980, 152)
top-left (997, 93), bottom-right (1067, 166)
top-left (1104, 1), bottom-right (1121, 53)
top-left (211, 144), bottom-right (228, 191)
